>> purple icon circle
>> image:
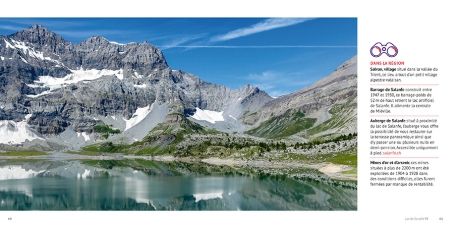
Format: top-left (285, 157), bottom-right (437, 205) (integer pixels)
top-left (370, 42), bottom-right (398, 57)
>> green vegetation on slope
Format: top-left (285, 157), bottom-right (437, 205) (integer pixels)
top-left (306, 97), bottom-right (356, 137)
top-left (93, 125), bottom-right (121, 134)
top-left (279, 145), bottom-right (357, 167)
top-left (131, 114), bottom-right (222, 155)
top-left (246, 110), bottom-right (316, 138)
top-left (292, 133), bottom-right (357, 150)
top-left (81, 141), bottom-right (129, 153)
top-left (0, 151), bottom-right (48, 156)
top-left (82, 113), bottom-right (222, 155)
top-left (93, 124), bottom-right (121, 139)
top-left (326, 147), bottom-right (357, 166)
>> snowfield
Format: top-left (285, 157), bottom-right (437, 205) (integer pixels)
top-left (25, 69), bottom-right (124, 98)
top-left (5, 39), bottom-right (65, 65)
top-left (191, 108), bottom-right (224, 124)
top-left (124, 105), bottom-right (153, 131)
top-left (0, 120), bottom-right (43, 144)
top-left (26, 90), bottom-right (54, 98)
top-left (133, 83), bottom-right (147, 88)
top-left (77, 132), bottom-right (91, 142)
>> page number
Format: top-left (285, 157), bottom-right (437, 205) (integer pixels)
top-left (439, 217), bottom-right (443, 220)
top-left (8, 217), bottom-right (12, 221)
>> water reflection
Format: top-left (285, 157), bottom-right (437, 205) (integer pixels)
top-left (0, 160), bottom-right (356, 210)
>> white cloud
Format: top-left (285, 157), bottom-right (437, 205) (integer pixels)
top-left (159, 34), bottom-right (206, 50)
top-left (210, 18), bottom-right (313, 42)
top-left (247, 71), bottom-right (279, 81)
top-left (269, 90), bottom-right (290, 98)
top-left (0, 25), bottom-right (29, 31)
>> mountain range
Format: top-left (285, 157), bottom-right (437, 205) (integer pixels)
top-left (0, 25), bottom-right (357, 152)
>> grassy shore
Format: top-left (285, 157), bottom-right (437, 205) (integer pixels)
top-left (0, 151), bottom-right (48, 156)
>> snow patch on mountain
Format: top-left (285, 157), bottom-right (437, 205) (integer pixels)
top-left (3, 39), bottom-right (14, 49)
top-left (191, 108), bottom-right (224, 124)
top-left (20, 56), bottom-right (28, 63)
top-left (124, 105), bottom-right (153, 131)
top-left (6, 39), bottom-right (64, 65)
top-left (132, 71), bottom-right (144, 79)
top-left (109, 41), bottom-right (124, 45)
top-left (0, 120), bottom-right (43, 144)
top-left (9, 39), bottom-right (29, 52)
top-left (77, 132), bottom-right (91, 142)
top-left (24, 114), bottom-right (32, 121)
top-left (133, 83), bottom-right (147, 88)
top-left (26, 90), bottom-right (54, 98)
top-left (25, 83), bottom-right (40, 88)
top-left (25, 69), bottom-right (124, 96)
top-left (117, 103), bottom-right (168, 144)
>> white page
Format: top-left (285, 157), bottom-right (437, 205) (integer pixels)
top-left (0, 1), bottom-right (453, 228)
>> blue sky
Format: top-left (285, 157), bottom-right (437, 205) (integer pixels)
top-left (0, 18), bottom-right (357, 97)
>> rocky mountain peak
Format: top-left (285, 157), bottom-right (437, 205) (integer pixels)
top-left (84, 36), bottom-right (111, 45)
top-left (0, 25), bottom-right (278, 147)
top-left (9, 24), bottom-right (69, 46)
top-left (26, 24), bottom-right (49, 32)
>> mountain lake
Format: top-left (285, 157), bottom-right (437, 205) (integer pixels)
top-left (0, 159), bottom-right (356, 211)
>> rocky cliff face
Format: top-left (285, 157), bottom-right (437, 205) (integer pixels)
top-left (0, 25), bottom-right (272, 148)
top-left (242, 56), bottom-right (357, 138)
